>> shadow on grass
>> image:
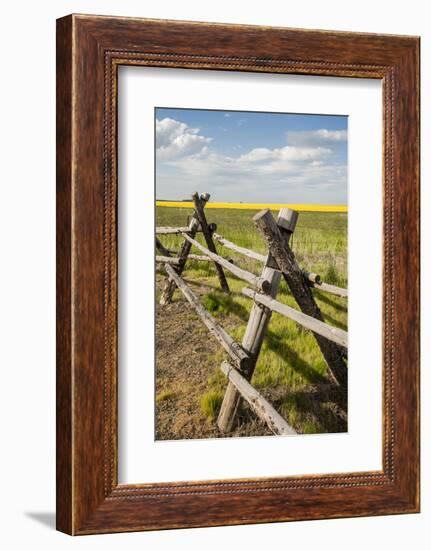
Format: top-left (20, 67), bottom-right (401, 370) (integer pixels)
top-left (265, 328), bottom-right (326, 385)
top-left (157, 270), bottom-right (347, 434)
top-left (201, 290), bottom-right (251, 323)
top-left (182, 276), bottom-right (243, 296)
top-left (314, 289), bottom-right (348, 312)
top-left (262, 329), bottom-right (348, 433)
top-left (320, 311), bottom-right (348, 332)
top-left (273, 385), bottom-right (348, 434)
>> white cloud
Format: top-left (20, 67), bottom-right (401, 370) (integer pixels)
top-left (156, 118), bottom-right (212, 161)
top-left (156, 119), bottom-right (347, 203)
top-left (287, 129), bottom-right (347, 147)
top-left (238, 145), bottom-right (331, 163)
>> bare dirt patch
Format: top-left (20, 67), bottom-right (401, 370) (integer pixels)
top-left (155, 275), bottom-right (272, 440)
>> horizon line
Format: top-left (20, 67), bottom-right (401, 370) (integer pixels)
top-left (156, 200), bottom-right (347, 212)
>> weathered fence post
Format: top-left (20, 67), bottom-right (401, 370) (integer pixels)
top-left (253, 209), bottom-right (347, 387)
top-left (193, 193), bottom-right (230, 293)
top-left (159, 192), bottom-right (210, 305)
top-left (217, 208), bottom-right (298, 433)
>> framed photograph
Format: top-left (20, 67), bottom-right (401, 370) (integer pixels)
top-left (56, 14), bottom-right (420, 534)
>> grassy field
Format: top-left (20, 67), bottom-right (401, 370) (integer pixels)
top-left (155, 206), bottom-right (348, 438)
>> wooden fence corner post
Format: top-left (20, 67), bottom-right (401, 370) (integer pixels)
top-left (159, 192), bottom-right (209, 305)
top-left (253, 209), bottom-right (347, 388)
top-left (217, 208), bottom-right (298, 433)
top-left (193, 193), bottom-right (230, 293)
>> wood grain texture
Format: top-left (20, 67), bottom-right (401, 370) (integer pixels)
top-left (217, 208), bottom-right (295, 432)
top-left (213, 232), bottom-right (267, 263)
top-left (56, 14), bottom-right (420, 535)
top-left (159, 205), bottom-right (201, 304)
top-left (220, 361), bottom-right (297, 436)
top-left (192, 193), bottom-right (230, 293)
top-left (182, 232), bottom-right (271, 292)
top-left (56, 15), bottom-right (73, 535)
top-left (253, 208), bottom-right (347, 386)
top-left (314, 280), bottom-right (348, 298)
top-left (242, 287), bottom-right (348, 348)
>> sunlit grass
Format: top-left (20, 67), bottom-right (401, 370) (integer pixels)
top-left (156, 206), bottom-right (347, 284)
top-left (200, 390), bottom-right (224, 420)
top-left (156, 206), bottom-right (348, 434)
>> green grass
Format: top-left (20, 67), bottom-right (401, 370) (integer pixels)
top-left (156, 206), bottom-right (348, 434)
top-left (200, 390), bottom-right (224, 420)
top-left (156, 206), bottom-right (347, 280)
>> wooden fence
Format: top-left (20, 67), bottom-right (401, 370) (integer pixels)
top-left (156, 192), bottom-right (348, 435)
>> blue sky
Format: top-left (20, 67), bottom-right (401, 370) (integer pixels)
top-left (155, 108), bottom-right (348, 204)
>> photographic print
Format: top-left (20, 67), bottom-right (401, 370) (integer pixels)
top-left (57, 16), bottom-right (420, 533)
top-left (155, 107), bottom-right (348, 440)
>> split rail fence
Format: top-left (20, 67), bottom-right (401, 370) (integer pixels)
top-left (156, 192), bottom-right (348, 435)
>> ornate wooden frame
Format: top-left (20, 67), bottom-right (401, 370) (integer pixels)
top-left (56, 14), bottom-right (420, 534)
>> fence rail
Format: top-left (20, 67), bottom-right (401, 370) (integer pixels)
top-left (156, 226), bottom-right (192, 235)
top-left (160, 227), bottom-right (347, 299)
top-left (220, 361), bottom-right (296, 436)
top-left (156, 254), bottom-right (212, 264)
top-left (314, 280), bottom-right (348, 298)
top-left (213, 232), bottom-right (267, 263)
top-left (213, 231), bottom-right (347, 299)
top-left (242, 287), bottom-right (348, 348)
top-left (156, 192), bottom-right (348, 436)
top-left (181, 232), bottom-right (271, 293)
top-left (156, 223), bottom-right (217, 235)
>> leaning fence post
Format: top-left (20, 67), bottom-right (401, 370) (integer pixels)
top-left (159, 192), bottom-right (209, 305)
top-left (193, 193), bottom-right (230, 293)
top-left (217, 208), bottom-right (298, 433)
top-left (253, 209), bottom-right (347, 387)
